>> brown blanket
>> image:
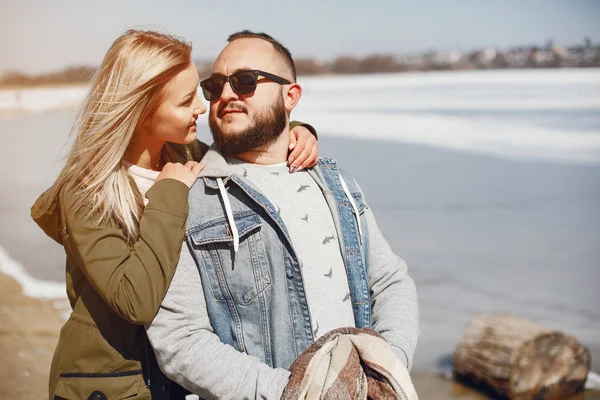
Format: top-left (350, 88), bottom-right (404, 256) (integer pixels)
top-left (282, 327), bottom-right (418, 400)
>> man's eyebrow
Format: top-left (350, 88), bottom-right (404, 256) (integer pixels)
top-left (233, 67), bottom-right (253, 73)
top-left (210, 67), bottom-right (254, 77)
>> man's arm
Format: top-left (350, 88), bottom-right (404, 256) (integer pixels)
top-left (145, 244), bottom-right (290, 400)
top-left (364, 206), bottom-right (419, 370)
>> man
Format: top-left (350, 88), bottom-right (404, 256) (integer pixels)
top-left (146, 30), bottom-right (418, 399)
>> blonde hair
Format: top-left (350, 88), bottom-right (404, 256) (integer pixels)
top-left (32, 29), bottom-right (203, 239)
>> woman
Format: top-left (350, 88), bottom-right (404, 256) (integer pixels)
top-left (31, 29), bottom-right (318, 400)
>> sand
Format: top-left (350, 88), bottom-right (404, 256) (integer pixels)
top-left (0, 272), bottom-right (63, 399)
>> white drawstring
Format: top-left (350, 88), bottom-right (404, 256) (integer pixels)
top-left (338, 174), bottom-right (363, 245)
top-left (217, 178), bottom-right (239, 253)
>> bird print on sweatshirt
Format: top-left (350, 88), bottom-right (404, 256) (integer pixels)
top-left (322, 234), bottom-right (335, 244)
top-left (297, 184), bottom-right (310, 193)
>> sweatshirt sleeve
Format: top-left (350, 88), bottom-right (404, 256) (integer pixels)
top-left (364, 204), bottom-right (419, 370)
top-left (146, 244), bottom-right (290, 400)
top-left (62, 178), bottom-right (189, 324)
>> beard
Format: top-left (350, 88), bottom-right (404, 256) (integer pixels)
top-left (209, 93), bottom-right (287, 155)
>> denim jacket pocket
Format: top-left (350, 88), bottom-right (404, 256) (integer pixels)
top-left (188, 212), bottom-right (271, 305)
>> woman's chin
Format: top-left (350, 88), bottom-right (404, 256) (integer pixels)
top-left (182, 130), bottom-right (198, 144)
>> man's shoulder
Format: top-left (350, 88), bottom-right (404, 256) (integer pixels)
top-left (315, 158), bottom-right (362, 194)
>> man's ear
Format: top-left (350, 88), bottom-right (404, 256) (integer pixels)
top-left (284, 83), bottom-right (302, 112)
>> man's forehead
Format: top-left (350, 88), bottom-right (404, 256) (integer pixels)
top-left (213, 38), bottom-right (277, 73)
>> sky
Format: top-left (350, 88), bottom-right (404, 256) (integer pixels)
top-left (1, 0), bottom-right (599, 74)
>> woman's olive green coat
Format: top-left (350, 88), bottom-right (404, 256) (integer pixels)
top-left (32, 178), bottom-right (189, 399)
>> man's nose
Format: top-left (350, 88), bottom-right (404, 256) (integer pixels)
top-left (220, 80), bottom-right (238, 102)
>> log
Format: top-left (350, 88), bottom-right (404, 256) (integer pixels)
top-left (453, 313), bottom-right (591, 399)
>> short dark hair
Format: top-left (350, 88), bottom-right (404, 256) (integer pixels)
top-left (227, 30), bottom-right (296, 82)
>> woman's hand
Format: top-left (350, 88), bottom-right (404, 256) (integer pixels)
top-left (288, 125), bottom-right (318, 173)
top-left (156, 161), bottom-right (205, 188)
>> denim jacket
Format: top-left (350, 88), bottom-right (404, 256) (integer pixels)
top-left (147, 148), bottom-right (419, 399)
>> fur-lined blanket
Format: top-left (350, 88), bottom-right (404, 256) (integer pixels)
top-left (282, 327), bottom-right (418, 400)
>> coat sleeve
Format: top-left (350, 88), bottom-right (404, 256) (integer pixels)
top-left (62, 178), bottom-right (189, 324)
top-left (289, 120), bottom-right (318, 139)
top-left (146, 244), bottom-right (290, 400)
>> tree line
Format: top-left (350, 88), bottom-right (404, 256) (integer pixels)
top-left (2, 46), bottom-right (599, 88)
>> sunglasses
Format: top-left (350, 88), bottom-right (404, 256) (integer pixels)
top-left (200, 69), bottom-right (291, 101)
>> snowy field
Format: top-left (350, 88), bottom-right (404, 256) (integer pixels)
top-left (2, 68), bottom-right (599, 164)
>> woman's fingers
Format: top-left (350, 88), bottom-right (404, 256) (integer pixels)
top-left (156, 161), bottom-right (203, 188)
top-left (192, 162), bottom-right (205, 175)
top-left (184, 160), bottom-right (198, 169)
top-left (293, 139), bottom-right (317, 171)
top-left (300, 143), bottom-right (319, 170)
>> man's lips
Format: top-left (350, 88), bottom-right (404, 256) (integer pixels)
top-left (218, 103), bottom-right (247, 118)
top-left (222, 109), bottom-right (244, 115)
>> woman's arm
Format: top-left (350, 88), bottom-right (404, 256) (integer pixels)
top-left (62, 178), bottom-right (190, 324)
